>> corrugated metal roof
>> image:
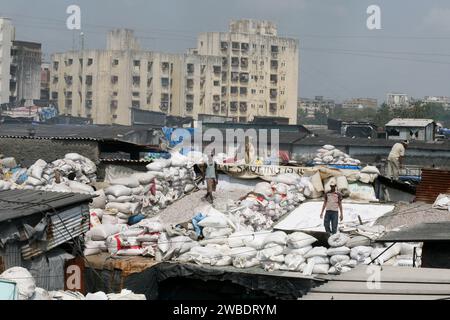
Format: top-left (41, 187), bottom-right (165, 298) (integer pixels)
top-left (416, 168), bottom-right (450, 203)
top-left (377, 222), bottom-right (450, 242)
top-left (302, 265), bottom-right (450, 300)
top-left (21, 205), bottom-right (89, 260)
top-left (385, 118), bottom-right (435, 127)
top-left (0, 190), bottom-right (93, 223)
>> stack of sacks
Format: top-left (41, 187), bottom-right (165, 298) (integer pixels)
top-left (144, 155), bottom-right (196, 215)
top-left (257, 231), bottom-right (288, 271)
top-left (313, 145), bottom-right (361, 166)
top-left (84, 224), bottom-right (128, 256)
top-left (105, 178), bottom-right (142, 224)
top-left (23, 153), bottom-right (96, 193)
top-left (0, 157), bottom-right (27, 190)
top-left (280, 232), bottom-right (317, 272)
top-left (358, 166), bottom-right (380, 184)
top-left (234, 174), bottom-right (309, 231)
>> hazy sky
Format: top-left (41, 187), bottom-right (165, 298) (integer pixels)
top-left (2, 0), bottom-right (450, 103)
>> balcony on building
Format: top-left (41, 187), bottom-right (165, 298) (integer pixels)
top-left (222, 57), bottom-right (228, 68)
top-left (240, 87), bottom-right (248, 96)
top-left (87, 58), bottom-right (93, 66)
top-left (222, 71), bottom-right (227, 82)
top-left (232, 42), bottom-right (240, 51)
top-left (221, 41), bottom-right (229, 51)
top-left (132, 100), bottom-right (140, 109)
top-left (270, 89), bottom-right (278, 99)
top-left (186, 94), bottom-right (194, 102)
top-left (230, 86), bottom-right (238, 96)
top-left (65, 91), bottom-right (73, 99)
top-left (65, 75), bottom-right (73, 86)
top-left (231, 72), bottom-right (239, 82)
top-left (231, 57), bottom-right (239, 68)
top-left (148, 61), bottom-right (153, 73)
top-left (86, 91), bottom-right (93, 100)
top-left (213, 102), bottom-right (221, 113)
top-left (270, 103), bottom-right (277, 112)
top-left (161, 62), bottom-right (170, 74)
top-left (187, 63), bottom-right (195, 76)
top-left (111, 76), bottom-right (119, 85)
top-left (112, 59), bottom-right (119, 67)
top-left (132, 76), bottom-right (141, 87)
top-left (65, 99), bottom-right (73, 108)
top-left (186, 102), bottom-right (194, 112)
top-left (213, 95), bottom-right (220, 102)
top-left (241, 57), bottom-right (248, 69)
top-left (270, 74), bottom-right (278, 85)
top-left (86, 100), bottom-right (93, 109)
top-left (161, 77), bottom-right (169, 88)
top-left (241, 43), bottom-right (249, 53)
top-left (186, 79), bottom-right (194, 91)
top-left (240, 102), bottom-right (248, 112)
top-left (213, 65), bottom-right (221, 76)
top-left (133, 60), bottom-right (141, 73)
top-left (86, 75), bottom-right (93, 87)
top-left (221, 101), bottom-right (227, 112)
top-left (271, 60), bottom-right (278, 70)
top-left (230, 101), bottom-right (238, 112)
top-left (221, 86), bottom-right (227, 97)
top-left (240, 73), bottom-right (249, 83)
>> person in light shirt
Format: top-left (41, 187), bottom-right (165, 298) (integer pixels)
top-left (387, 140), bottom-right (409, 180)
top-left (320, 182), bottom-right (344, 234)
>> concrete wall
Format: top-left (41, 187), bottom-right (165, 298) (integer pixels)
top-left (0, 18), bottom-right (15, 104)
top-left (0, 138), bottom-right (99, 167)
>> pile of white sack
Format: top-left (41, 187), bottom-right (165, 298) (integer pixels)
top-left (21, 153), bottom-right (97, 194)
top-left (174, 209), bottom-right (421, 275)
top-left (230, 174), bottom-right (310, 231)
top-left (432, 194), bottom-right (450, 211)
top-left (0, 267), bottom-right (145, 300)
top-left (143, 155), bottom-right (197, 215)
top-left (313, 145), bottom-right (361, 166)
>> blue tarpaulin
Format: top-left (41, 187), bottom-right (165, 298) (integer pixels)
top-left (162, 127), bottom-right (196, 148)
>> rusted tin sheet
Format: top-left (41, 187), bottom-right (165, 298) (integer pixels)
top-left (416, 169), bottom-right (450, 203)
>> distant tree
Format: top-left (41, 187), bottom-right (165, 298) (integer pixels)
top-left (374, 103), bottom-right (391, 127)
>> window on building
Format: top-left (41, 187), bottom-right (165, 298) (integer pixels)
top-left (134, 60), bottom-right (141, 67)
top-left (113, 91), bottom-right (118, 97)
top-left (132, 100), bottom-right (140, 108)
top-left (213, 80), bottom-right (220, 87)
top-left (147, 78), bottom-right (153, 87)
top-left (113, 59), bottom-right (119, 66)
top-left (260, 89), bottom-right (264, 94)
top-left (281, 76), bottom-right (285, 81)
top-left (221, 41), bottom-right (229, 51)
top-left (132, 92), bottom-right (140, 97)
top-left (53, 61), bottom-right (59, 70)
top-left (221, 86), bottom-right (227, 95)
top-left (231, 57), bottom-right (239, 67)
top-left (161, 77), bottom-right (169, 87)
top-left (86, 100), bottom-right (93, 108)
top-left (51, 92), bottom-right (58, 99)
top-left (187, 63), bottom-right (195, 74)
top-left (230, 87), bottom-right (238, 95)
top-left (87, 58), bottom-right (93, 66)
top-left (86, 91), bottom-right (93, 99)
top-left (86, 75), bottom-right (93, 86)
top-left (251, 89), bottom-right (256, 94)
top-left (232, 42), bottom-right (240, 50)
top-left (240, 87), bottom-right (248, 95)
top-left (186, 102), bottom-right (194, 111)
top-left (186, 79), bottom-right (194, 88)
top-left (111, 76), bottom-right (119, 84)
top-left (213, 65), bottom-right (221, 74)
top-left (260, 61), bottom-right (264, 66)
top-left (133, 76), bottom-right (140, 86)
top-left (111, 100), bottom-right (118, 108)
top-left (66, 59), bottom-right (73, 66)
top-left (252, 44), bottom-right (257, 49)
top-left (53, 76), bottom-right (59, 84)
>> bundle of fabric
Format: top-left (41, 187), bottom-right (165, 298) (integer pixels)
top-left (313, 145), bottom-right (361, 166)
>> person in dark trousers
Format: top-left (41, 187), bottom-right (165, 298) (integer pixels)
top-left (202, 152), bottom-right (218, 204)
top-left (320, 181), bottom-right (344, 234)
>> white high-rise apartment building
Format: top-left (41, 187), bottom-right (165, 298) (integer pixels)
top-left (0, 18), bottom-right (15, 105)
top-left (51, 20), bottom-right (299, 125)
top-left (196, 20), bottom-right (299, 123)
